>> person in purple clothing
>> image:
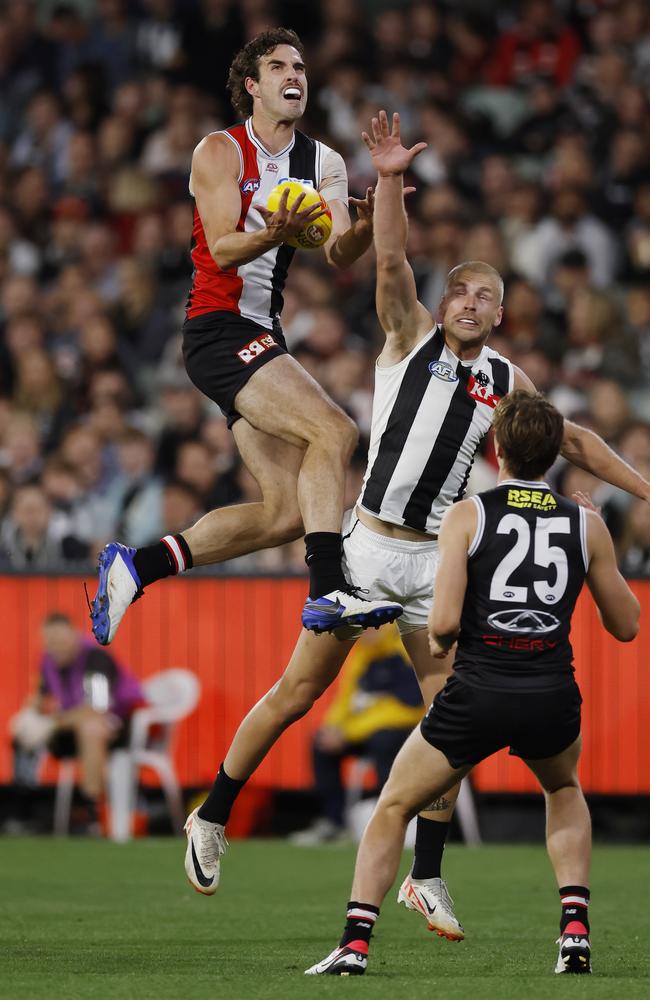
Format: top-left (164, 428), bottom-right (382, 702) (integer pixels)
top-left (14, 612), bottom-right (145, 827)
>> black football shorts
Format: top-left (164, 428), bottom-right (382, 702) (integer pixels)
top-left (182, 310), bottom-right (288, 427)
top-left (420, 673), bottom-right (582, 768)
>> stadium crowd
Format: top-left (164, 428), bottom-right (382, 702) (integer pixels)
top-left (1, 0), bottom-right (650, 575)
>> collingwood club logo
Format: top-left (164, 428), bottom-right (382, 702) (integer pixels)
top-left (429, 360), bottom-right (458, 382)
top-left (487, 609), bottom-right (561, 634)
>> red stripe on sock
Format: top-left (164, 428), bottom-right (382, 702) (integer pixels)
top-left (161, 536), bottom-right (180, 572)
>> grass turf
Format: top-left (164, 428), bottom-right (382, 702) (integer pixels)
top-left (0, 839), bottom-right (648, 999)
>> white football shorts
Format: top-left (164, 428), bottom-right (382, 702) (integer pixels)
top-left (341, 510), bottom-right (439, 635)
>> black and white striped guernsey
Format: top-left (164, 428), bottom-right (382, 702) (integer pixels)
top-left (358, 326), bottom-right (514, 535)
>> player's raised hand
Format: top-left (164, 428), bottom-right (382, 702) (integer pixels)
top-left (349, 186), bottom-right (375, 226)
top-left (362, 110), bottom-right (427, 177)
top-left (256, 187), bottom-right (325, 242)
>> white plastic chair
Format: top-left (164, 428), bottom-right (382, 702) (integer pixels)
top-left (53, 668), bottom-right (200, 840)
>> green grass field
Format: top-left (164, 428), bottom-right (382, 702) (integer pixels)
top-left (1, 839), bottom-right (648, 1000)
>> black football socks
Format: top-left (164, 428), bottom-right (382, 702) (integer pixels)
top-left (133, 533), bottom-right (193, 588)
top-left (198, 763), bottom-right (246, 826)
top-left (411, 816), bottom-right (450, 880)
top-left (304, 531), bottom-right (347, 598)
top-left (559, 885), bottom-right (590, 935)
top-left (339, 901), bottom-right (379, 948)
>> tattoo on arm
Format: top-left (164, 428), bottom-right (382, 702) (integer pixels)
top-left (423, 796), bottom-right (452, 811)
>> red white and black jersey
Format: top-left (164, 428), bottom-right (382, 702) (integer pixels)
top-left (186, 118), bottom-right (346, 329)
top-left (454, 482), bottom-right (589, 691)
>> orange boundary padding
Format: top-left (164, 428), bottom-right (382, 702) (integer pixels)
top-left (1, 576), bottom-right (648, 794)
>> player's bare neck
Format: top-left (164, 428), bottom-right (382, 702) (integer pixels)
top-left (251, 111), bottom-right (296, 155)
top-left (442, 327), bottom-right (487, 363)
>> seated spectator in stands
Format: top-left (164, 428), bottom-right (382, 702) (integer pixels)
top-left (1, 412), bottom-right (43, 485)
top-left (485, 0), bottom-right (581, 87)
top-left (563, 288), bottom-right (637, 387)
top-left (0, 482), bottom-right (89, 569)
top-left (620, 498), bottom-right (650, 577)
top-left (291, 625), bottom-right (423, 844)
top-left (161, 480), bottom-right (205, 538)
top-left (10, 612), bottom-right (145, 832)
top-left (517, 187), bottom-right (618, 291)
top-left (103, 428), bottom-right (163, 547)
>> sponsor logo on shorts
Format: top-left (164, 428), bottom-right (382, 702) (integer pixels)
top-left (487, 608), bottom-right (561, 634)
top-left (429, 361), bottom-right (458, 382)
top-left (241, 178), bottom-right (260, 193)
top-left (237, 334), bottom-right (278, 365)
top-left (467, 372), bottom-right (501, 408)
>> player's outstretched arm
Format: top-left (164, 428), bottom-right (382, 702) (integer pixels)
top-left (428, 501), bottom-right (476, 657)
top-left (191, 134), bottom-right (325, 270)
top-left (512, 366), bottom-right (650, 504)
top-left (317, 146), bottom-right (374, 269)
top-left (364, 111), bottom-right (433, 360)
top-left (583, 508), bottom-right (640, 641)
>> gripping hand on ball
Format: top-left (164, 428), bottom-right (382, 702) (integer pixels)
top-left (362, 110), bottom-right (427, 177)
top-left (257, 188), bottom-right (325, 244)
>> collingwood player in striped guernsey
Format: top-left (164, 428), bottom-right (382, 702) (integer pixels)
top-left (306, 392), bottom-right (639, 977)
top-left (183, 112), bottom-right (650, 932)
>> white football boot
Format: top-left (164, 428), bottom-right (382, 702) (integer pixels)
top-left (305, 943), bottom-right (368, 976)
top-left (554, 929), bottom-right (592, 974)
top-left (302, 587), bottom-right (402, 634)
top-left (397, 873), bottom-right (465, 940)
top-left (184, 808), bottom-right (228, 895)
top-left (89, 542), bottom-right (142, 645)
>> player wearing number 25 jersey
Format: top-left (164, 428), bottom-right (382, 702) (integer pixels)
top-left (306, 390), bottom-right (640, 979)
top-left (454, 481), bottom-right (588, 692)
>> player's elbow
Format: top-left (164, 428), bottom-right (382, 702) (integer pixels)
top-left (430, 611), bottom-right (460, 643)
top-left (211, 246), bottom-right (233, 269)
top-left (616, 609), bottom-right (640, 643)
top-left (376, 250), bottom-right (406, 271)
top-left (606, 599), bottom-right (640, 642)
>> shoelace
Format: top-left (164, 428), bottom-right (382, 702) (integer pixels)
top-left (198, 826), bottom-right (228, 867)
top-left (437, 880), bottom-right (455, 913)
top-left (340, 583), bottom-right (370, 600)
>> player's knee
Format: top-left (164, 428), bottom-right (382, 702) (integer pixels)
top-left (543, 774), bottom-right (580, 796)
top-left (77, 714), bottom-right (109, 740)
top-left (267, 675), bottom-right (322, 723)
top-left (263, 503), bottom-right (303, 546)
top-left (310, 406), bottom-right (358, 459)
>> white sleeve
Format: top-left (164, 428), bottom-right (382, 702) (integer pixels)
top-left (318, 145), bottom-right (349, 205)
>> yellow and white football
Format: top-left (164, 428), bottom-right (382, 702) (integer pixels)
top-left (266, 180), bottom-right (333, 249)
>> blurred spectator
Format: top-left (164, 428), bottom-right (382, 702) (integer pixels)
top-left (620, 498), bottom-right (650, 576)
top-left (9, 612), bottom-right (145, 832)
top-left (0, 481), bottom-right (88, 569)
top-left (161, 479), bottom-right (205, 537)
top-left (517, 187), bottom-right (618, 290)
top-left (103, 428), bottom-right (163, 547)
top-left (0, 0), bottom-right (649, 574)
top-left (485, 0), bottom-right (581, 87)
top-left (291, 624), bottom-right (423, 844)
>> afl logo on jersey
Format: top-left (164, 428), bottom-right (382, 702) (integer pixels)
top-left (429, 360), bottom-right (458, 382)
top-left (487, 609), bottom-right (561, 634)
top-left (241, 178), bottom-right (260, 193)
